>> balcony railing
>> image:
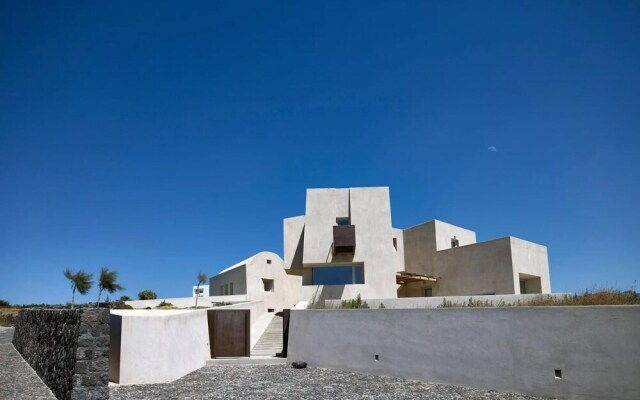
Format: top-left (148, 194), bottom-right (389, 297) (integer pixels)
top-left (333, 225), bottom-right (356, 253)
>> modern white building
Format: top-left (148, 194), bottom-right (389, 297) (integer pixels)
top-left (209, 252), bottom-right (301, 311)
top-left (209, 186), bottom-right (551, 308)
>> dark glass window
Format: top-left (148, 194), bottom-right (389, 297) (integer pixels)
top-left (311, 265), bottom-right (364, 285)
top-left (336, 218), bottom-right (350, 226)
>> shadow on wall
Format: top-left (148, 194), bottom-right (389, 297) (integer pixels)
top-left (312, 285), bottom-right (345, 302)
top-left (291, 227), bottom-right (304, 270)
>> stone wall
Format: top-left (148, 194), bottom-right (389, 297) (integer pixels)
top-left (12, 308), bottom-right (110, 400)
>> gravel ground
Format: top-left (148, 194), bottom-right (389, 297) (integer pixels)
top-left (0, 327), bottom-right (56, 400)
top-left (110, 364), bottom-right (555, 400)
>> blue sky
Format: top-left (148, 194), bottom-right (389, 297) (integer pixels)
top-left (1, 1), bottom-right (639, 305)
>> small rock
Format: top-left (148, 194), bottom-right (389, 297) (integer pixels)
top-left (292, 361), bottom-right (307, 369)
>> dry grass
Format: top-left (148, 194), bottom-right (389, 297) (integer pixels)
top-left (0, 307), bottom-right (20, 326)
top-left (439, 288), bottom-right (640, 308)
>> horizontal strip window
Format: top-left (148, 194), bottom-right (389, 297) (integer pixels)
top-left (311, 265), bottom-right (364, 285)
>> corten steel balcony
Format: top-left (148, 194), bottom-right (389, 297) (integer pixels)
top-left (333, 225), bottom-right (356, 253)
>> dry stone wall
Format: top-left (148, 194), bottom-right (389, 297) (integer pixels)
top-left (12, 308), bottom-right (110, 400)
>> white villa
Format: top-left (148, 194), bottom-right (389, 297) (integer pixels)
top-left (208, 186), bottom-right (551, 311)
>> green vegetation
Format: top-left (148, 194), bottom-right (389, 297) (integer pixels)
top-left (378, 302), bottom-right (386, 309)
top-left (438, 288), bottom-right (640, 308)
top-left (138, 289), bottom-right (157, 300)
top-left (212, 301), bottom-right (232, 307)
top-left (195, 272), bottom-right (207, 308)
top-left (96, 267), bottom-right (125, 306)
top-left (63, 268), bottom-right (94, 309)
top-left (119, 295), bottom-right (131, 302)
top-left (0, 299), bottom-right (10, 308)
top-left (341, 294), bottom-right (370, 309)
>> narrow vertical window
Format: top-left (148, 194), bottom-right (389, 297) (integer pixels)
top-left (393, 237), bottom-right (398, 251)
top-left (220, 285), bottom-right (223, 295)
top-left (230, 282), bottom-right (234, 295)
top-left (451, 236), bottom-right (459, 248)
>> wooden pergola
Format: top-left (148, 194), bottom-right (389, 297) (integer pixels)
top-left (396, 271), bottom-right (438, 285)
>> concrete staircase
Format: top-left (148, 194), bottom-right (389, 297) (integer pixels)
top-left (250, 314), bottom-right (283, 357)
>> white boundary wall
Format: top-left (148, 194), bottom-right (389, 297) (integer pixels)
top-left (125, 295), bottom-right (248, 309)
top-left (110, 300), bottom-right (266, 385)
top-left (110, 309), bottom-right (209, 385)
top-left (288, 306), bottom-right (640, 400)
top-left (325, 293), bottom-right (572, 309)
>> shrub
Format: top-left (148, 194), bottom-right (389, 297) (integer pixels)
top-left (157, 300), bottom-right (173, 307)
top-left (0, 299), bottom-right (10, 308)
top-left (113, 302), bottom-right (133, 310)
top-left (138, 290), bottom-right (157, 300)
top-left (378, 302), bottom-right (386, 309)
top-left (341, 294), bottom-right (369, 309)
top-left (119, 295), bottom-right (131, 302)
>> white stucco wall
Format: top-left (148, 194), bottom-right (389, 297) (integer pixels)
top-left (288, 307), bottom-right (640, 400)
top-left (391, 228), bottom-right (405, 272)
top-left (434, 237), bottom-right (516, 296)
top-left (296, 187), bottom-right (398, 302)
top-left (110, 310), bottom-right (209, 385)
top-left (433, 220), bottom-right (477, 251)
top-left (210, 264), bottom-right (247, 296)
top-left (244, 252), bottom-right (301, 311)
top-left (510, 237), bottom-right (551, 294)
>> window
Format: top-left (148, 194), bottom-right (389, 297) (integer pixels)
top-left (224, 284), bottom-right (228, 296)
top-left (220, 285), bottom-right (223, 295)
top-left (451, 236), bottom-right (459, 248)
top-left (336, 217), bottom-right (350, 226)
top-left (263, 279), bottom-right (274, 292)
top-left (520, 280), bottom-right (526, 294)
top-left (393, 237), bottom-right (398, 251)
top-left (266, 259), bottom-right (272, 264)
top-left (310, 265), bottom-right (364, 285)
top-left (422, 288), bottom-right (433, 297)
top-left (230, 282), bottom-right (234, 295)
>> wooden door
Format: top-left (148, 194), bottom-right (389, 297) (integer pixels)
top-left (207, 309), bottom-right (250, 358)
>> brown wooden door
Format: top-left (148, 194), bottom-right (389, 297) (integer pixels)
top-left (207, 309), bottom-right (250, 358)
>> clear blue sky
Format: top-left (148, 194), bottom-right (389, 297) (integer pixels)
top-left (1, 1), bottom-right (639, 305)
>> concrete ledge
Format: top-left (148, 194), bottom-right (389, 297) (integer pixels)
top-left (125, 295), bottom-right (248, 309)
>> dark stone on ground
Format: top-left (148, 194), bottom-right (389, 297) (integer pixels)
top-left (292, 361), bottom-right (307, 369)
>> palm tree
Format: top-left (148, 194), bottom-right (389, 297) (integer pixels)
top-left (63, 268), bottom-right (94, 309)
top-left (96, 267), bottom-right (125, 307)
top-left (195, 272), bottom-right (207, 307)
